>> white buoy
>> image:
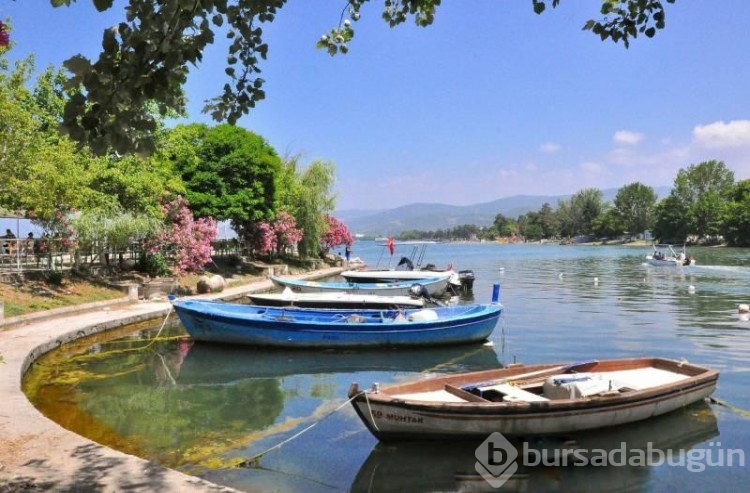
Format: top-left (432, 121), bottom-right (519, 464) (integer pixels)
top-left (688, 285), bottom-right (696, 293)
top-left (594, 277), bottom-right (599, 285)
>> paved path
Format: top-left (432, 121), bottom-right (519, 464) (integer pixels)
top-left (0, 268), bottom-right (343, 492)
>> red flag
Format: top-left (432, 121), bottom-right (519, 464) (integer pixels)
top-left (387, 237), bottom-right (395, 256)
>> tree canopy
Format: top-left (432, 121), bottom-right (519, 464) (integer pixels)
top-left (39, 0), bottom-right (677, 156)
top-left (613, 182), bottom-right (657, 236)
top-left (653, 160), bottom-right (735, 243)
top-left (161, 123), bottom-right (282, 238)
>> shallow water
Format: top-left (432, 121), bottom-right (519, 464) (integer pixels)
top-left (24, 242), bottom-right (750, 492)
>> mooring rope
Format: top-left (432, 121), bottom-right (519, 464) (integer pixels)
top-left (364, 388), bottom-right (381, 433)
top-left (141, 302), bottom-right (174, 350)
top-left (708, 396), bottom-right (750, 418)
top-left (237, 391), bottom-right (366, 468)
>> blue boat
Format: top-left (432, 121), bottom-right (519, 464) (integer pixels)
top-left (171, 299), bottom-right (503, 348)
top-left (270, 274), bottom-right (452, 297)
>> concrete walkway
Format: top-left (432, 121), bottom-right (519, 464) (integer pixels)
top-left (0, 267), bottom-right (343, 492)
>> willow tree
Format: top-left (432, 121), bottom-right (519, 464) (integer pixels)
top-left (278, 155), bottom-right (336, 258)
top-left (31, 0), bottom-right (677, 155)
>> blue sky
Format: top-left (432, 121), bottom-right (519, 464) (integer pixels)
top-left (3, 1), bottom-right (750, 211)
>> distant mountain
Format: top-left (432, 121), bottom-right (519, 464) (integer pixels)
top-left (336, 187), bottom-right (671, 236)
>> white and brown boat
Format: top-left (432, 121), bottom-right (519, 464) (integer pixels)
top-left (348, 357), bottom-right (719, 440)
top-left (247, 288), bottom-right (426, 309)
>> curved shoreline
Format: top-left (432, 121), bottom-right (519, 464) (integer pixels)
top-left (0, 267), bottom-right (343, 491)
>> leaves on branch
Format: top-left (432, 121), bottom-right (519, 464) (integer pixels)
top-left (51, 0), bottom-right (675, 157)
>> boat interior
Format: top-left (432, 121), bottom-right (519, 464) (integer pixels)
top-left (390, 364), bottom-right (695, 404)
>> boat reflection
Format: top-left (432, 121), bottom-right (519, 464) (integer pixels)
top-left (177, 341), bottom-right (502, 384)
top-left (350, 401), bottom-right (719, 493)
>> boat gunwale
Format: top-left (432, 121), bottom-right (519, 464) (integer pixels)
top-left (271, 274), bottom-right (453, 290)
top-left (350, 357), bottom-right (719, 414)
top-left (173, 300), bottom-right (500, 324)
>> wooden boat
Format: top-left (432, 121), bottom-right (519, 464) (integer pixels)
top-left (270, 273), bottom-right (452, 297)
top-left (171, 298), bottom-right (502, 348)
top-left (645, 244), bottom-right (695, 267)
top-left (247, 287), bottom-right (425, 309)
top-left (350, 400), bottom-right (718, 492)
top-left (348, 357), bottom-right (718, 440)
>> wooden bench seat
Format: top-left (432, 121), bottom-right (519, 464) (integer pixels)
top-left (481, 382), bottom-right (549, 402)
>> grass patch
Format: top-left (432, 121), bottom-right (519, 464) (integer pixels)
top-left (1, 255), bottom-right (336, 318)
top-left (0, 274), bottom-right (125, 317)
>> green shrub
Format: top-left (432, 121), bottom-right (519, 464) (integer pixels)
top-left (45, 271), bottom-right (64, 286)
top-left (137, 252), bottom-right (171, 277)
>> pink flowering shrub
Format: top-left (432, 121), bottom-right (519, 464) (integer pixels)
top-left (320, 215), bottom-right (353, 250)
top-left (0, 22), bottom-right (9, 47)
top-left (143, 196), bottom-right (217, 274)
top-left (248, 220), bottom-right (277, 256)
top-left (247, 211), bottom-right (304, 257)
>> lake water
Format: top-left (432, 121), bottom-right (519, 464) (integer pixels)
top-left (23, 242), bottom-right (750, 492)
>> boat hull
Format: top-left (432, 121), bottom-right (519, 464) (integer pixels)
top-left (172, 299), bottom-right (502, 348)
top-left (341, 269), bottom-right (455, 283)
top-left (270, 275), bottom-right (451, 296)
top-left (349, 358), bottom-right (718, 440)
top-left (645, 256), bottom-right (695, 267)
top-left (247, 292), bottom-right (425, 309)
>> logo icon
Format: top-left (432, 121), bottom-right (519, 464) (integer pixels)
top-left (475, 432), bottom-right (519, 488)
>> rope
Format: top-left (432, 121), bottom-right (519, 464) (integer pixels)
top-left (236, 391), bottom-right (365, 468)
top-left (364, 389), bottom-right (381, 433)
top-left (708, 396), bottom-right (750, 418)
top-left (141, 303), bottom-right (174, 350)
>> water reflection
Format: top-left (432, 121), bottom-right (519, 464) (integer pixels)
top-left (178, 341), bottom-right (501, 384)
top-left (25, 321), bottom-right (503, 472)
top-left (351, 402), bottom-right (719, 493)
top-left (22, 243), bottom-right (750, 492)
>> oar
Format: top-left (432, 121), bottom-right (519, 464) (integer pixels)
top-left (463, 360), bottom-right (599, 391)
top-left (509, 360), bottom-right (599, 382)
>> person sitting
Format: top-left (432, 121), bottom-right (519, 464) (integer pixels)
top-left (3, 228), bottom-right (15, 239)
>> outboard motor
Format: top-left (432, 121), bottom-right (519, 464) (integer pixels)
top-left (409, 283), bottom-right (444, 306)
top-left (458, 270), bottom-right (475, 292)
top-left (409, 283), bottom-right (430, 299)
top-left (397, 256), bottom-right (414, 271)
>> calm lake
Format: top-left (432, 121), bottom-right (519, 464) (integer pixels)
top-left (23, 242), bottom-right (750, 492)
